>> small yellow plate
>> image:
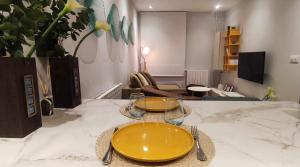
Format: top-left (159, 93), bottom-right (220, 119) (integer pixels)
top-left (111, 122), bottom-right (194, 162)
top-left (134, 97), bottom-right (179, 112)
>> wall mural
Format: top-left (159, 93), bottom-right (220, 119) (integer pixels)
top-left (107, 4), bottom-right (121, 42)
top-left (76, 2), bottom-right (134, 63)
top-left (121, 16), bottom-right (129, 44)
top-left (84, 0), bottom-right (106, 37)
top-left (74, 0), bottom-right (107, 64)
top-left (128, 22), bottom-right (134, 45)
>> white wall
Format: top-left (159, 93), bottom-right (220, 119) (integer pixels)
top-left (221, 0), bottom-right (300, 101)
top-left (139, 12), bottom-right (216, 86)
top-left (186, 13), bottom-right (215, 85)
top-left (63, 0), bottom-right (139, 98)
top-left (140, 12), bottom-right (187, 76)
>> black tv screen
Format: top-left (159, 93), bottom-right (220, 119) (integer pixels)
top-left (238, 52), bottom-right (265, 84)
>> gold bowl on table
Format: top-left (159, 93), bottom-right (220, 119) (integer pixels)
top-left (111, 122), bottom-right (194, 162)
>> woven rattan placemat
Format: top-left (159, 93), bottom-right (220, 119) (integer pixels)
top-left (95, 122), bottom-right (215, 167)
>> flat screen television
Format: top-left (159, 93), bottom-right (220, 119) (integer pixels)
top-left (238, 52), bottom-right (265, 84)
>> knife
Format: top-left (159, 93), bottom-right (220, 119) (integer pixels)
top-left (102, 127), bottom-right (118, 165)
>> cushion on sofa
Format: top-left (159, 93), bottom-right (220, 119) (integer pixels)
top-left (136, 73), bottom-right (150, 86)
top-left (141, 72), bottom-right (158, 89)
top-left (140, 72), bottom-right (153, 87)
top-left (130, 73), bottom-right (143, 88)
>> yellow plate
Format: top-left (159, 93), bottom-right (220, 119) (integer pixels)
top-left (134, 97), bottom-right (179, 112)
top-left (111, 122), bottom-right (194, 162)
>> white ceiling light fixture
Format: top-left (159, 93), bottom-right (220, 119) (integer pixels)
top-left (149, 5), bottom-right (153, 9)
top-left (215, 4), bottom-right (221, 10)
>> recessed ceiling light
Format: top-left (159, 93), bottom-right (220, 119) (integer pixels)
top-left (149, 5), bottom-right (153, 9)
top-left (215, 4), bottom-right (221, 10)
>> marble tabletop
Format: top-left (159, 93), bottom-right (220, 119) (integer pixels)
top-left (1, 99), bottom-right (300, 167)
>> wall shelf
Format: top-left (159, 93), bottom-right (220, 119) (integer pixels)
top-left (224, 27), bottom-right (241, 71)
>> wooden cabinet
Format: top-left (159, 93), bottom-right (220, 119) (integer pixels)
top-left (224, 27), bottom-right (241, 71)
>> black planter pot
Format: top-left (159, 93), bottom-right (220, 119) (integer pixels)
top-left (0, 57), bottom-right (42, 138)
top-left (41, 97), bottom-right (54, 116)
top-left (49, 56), bottom-right (81, 108)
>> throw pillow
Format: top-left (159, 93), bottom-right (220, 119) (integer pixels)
top-left (136, 73), bottom-right (150, 86)
top-left (130, 73), bottom-right (143, 88)
top-left (141, 72), bottom-right (158, 89)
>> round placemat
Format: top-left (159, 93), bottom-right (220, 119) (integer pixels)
top-left (95, 122), bottom-right (215, 167)
top-left (119, 104), bottom-right (192, 121)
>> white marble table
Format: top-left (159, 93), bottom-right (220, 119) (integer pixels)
top-left (1, 100), bottom-right (300, 167)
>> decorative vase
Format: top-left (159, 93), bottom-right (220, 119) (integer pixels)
top-left (0, 57), bottom-right (42, 138)
top-left (49, 56), bottom-right (82, 108)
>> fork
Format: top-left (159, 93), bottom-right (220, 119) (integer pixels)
top-left (191, 126), bottom-right (207, 161)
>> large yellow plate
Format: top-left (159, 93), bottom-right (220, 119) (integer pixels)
top-left (111, 122), bottom-right (194, 162)
top-left (134, 97), bottom-right (179, 112)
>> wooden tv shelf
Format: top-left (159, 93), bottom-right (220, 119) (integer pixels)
top-left (224, 27), bottom-right (241, 71)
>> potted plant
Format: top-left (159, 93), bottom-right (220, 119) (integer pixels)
top-left (0, 1), bottom-right (49, 138)
top-left (36, 0), bottom-right (110, 109)
top-left (31, 0), bottom-right (92, 108)
top-left (48, 20), bottom-right (110, 108)
top-left (0, 0), bottom-right (86, 137)
top-left (35, 0), bottom-right (92, 58)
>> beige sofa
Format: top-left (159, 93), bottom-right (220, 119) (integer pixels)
top-left (122, 72), bottom-right (186, 99)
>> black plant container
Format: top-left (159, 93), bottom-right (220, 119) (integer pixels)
top-left (0, 57), bottom-right (42, 138)
top-left (49, 56), bottom-right (81, 108)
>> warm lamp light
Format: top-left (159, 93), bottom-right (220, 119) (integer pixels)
top-left (142, 47), bottom-right (150, 56)
top-left (215, 4), bottom-right (221, 10)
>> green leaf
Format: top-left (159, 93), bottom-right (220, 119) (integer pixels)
top-left (20, 16), bottom-right (35, 28)
top-left (2, 35), bottom-right (17, 42)
top-left (11, 4), bottom-right (25, 14)
top-left (54, 44), bottom-right (65, 56)
top-left (41, 0), bottom-right (51, 7)
top-left (57, 0), bottom-right (65, 10)
top-left (0, 23), bottom-right (18, 31)
top-left (23, 29), bottom-right (35, 40)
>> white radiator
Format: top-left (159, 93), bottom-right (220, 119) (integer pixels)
top-left (96, 83), bottom-right (123, 99)
top-left (185, 70), bottom-right (209, 86)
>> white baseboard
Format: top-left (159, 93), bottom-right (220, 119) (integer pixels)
top-left (96, 83), bottom-right (123, 99)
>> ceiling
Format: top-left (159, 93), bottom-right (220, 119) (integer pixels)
top-left (132, 0), bottom-right (242, 12)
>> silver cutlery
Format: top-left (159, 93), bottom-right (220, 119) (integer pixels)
top-left (191, 126), bottom-right (207, 161)
top-left (102, 127), bottom-right (119, 165)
